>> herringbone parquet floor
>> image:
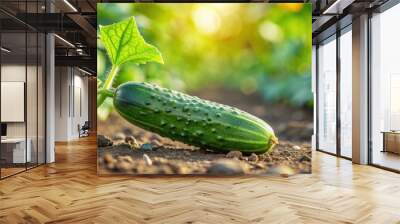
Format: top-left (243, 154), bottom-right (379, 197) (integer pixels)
top-left (1, 135), bottom-right (400, 224)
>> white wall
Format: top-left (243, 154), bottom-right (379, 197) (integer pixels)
top-left (55, 66), bottom-right (69, 141)
top-left (72, 73), bottom-right (89, 138)
top-left (54, 67), bottom-right (89, 141)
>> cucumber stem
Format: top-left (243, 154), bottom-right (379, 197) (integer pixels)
top-left (97, 91), bottom-right (107, 108)
top-left (104, 65), bottom-right (119, 90)
top-left (97, 65), bottom-right (119, 108)
top-left (269, 136), bottom-right (279, 151)
top-left (99, 89), bottom-right (115, 98)
top-left (97, 88), bottom-right (115, 108)
top-left (271, 136), bottom-right (279, 145)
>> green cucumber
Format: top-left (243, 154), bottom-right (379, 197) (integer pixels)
top-left (113, 82), bottom-right (278, 154)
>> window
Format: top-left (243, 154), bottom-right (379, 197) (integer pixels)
top-left (370, 3), bottom-right (400, 171)
top-left (339, 27), bottom-right (352, 158)
top-left (317, 35), bottom-right (337, 154)
top-left (0, 1), bottom-right (46, 179)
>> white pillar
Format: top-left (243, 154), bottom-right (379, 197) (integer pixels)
top-left (46, 32), bottom-right (55, 163)
top-left (352, 14), bottom-right (369, 164)
top-left (45, 0), bottom-right (56, 163)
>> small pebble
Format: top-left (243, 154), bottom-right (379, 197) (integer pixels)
top-left (292, 145), bottom-right (301, 150)
top-left (143, 154), bottom-right (153, 166)
top-left (112, 132), bottom-right (125, 141)
top-left (280, 173), bottom-right (290, 178)
top-left (152, 139), bottom-right (162, 147)
top-left (122, 127), bottom-right (133, 136)
top-left (299, 155), bottom-right (311, 162)
top-left (116, 161), bottom-right (134, 171)
top-left (141, 143), bottom-right (154, 151)
top-left (103, 153), bottom-right (114, 164)
top-left (125, 136), bottom-right (139, 148)
top-left (240, 163), bottom-right (253, 173)
top-left (253, 162), bottom-right (266, 169)
top-left (269, 165), bottom-right (295, 177)
top-left (176, 166), bottom-right (191, 174)
top-left (226, 150), bottom-right (243, 159)
top-left (98, 135), bottom-right (113, 147)
top-left (117, 155), bottom-right (133, 164)
top-left (153, 157), bottom-right (168, 165)
top-left (248, 153), bottom-right (259, 162)
top-left (157, 165), bottom-right (174, 174)
top-left (208, 159), bottom-right (244, 175)
top-left (282, 150), bottom-right (290, 156)
top-left (106, 162), bottom-right (115, 170)
top-left (167, 163), bottom-right (181, 173)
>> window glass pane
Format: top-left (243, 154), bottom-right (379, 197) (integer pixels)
top-left (1, 30), bottom-right (27, 177)
top-left (27, 30), bottom-right (38, 169)
top-left (371, 4), bottom-right (400, 171)
top-left (0, 0), bottom-right (46, 178)
top-left (38, 32), bottom-right (45, 165)
top-left (26, 0), bottom-right (40, 169)
top-left (340, 28), bottom-right (352, 158)
top-left (318, 36), bottom-right (337, 154)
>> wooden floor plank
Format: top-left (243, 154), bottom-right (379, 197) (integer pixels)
top-left (0, 135), bottom-right (399, 223)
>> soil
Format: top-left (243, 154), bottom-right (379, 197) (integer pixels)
top-left (97, 87), bottom-right (313, 176)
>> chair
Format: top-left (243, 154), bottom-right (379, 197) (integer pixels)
top-left (78, 121), bottom-right (90, 138)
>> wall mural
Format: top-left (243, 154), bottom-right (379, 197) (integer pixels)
top-left (97, 3), bottom-right (312, 176)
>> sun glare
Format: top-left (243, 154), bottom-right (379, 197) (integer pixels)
top-left (192, 6), bottom-right (221, 34)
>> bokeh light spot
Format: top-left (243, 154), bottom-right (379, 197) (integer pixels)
top-left (259, 21), bottom-right (283, 43)
top-left (192, 6), bottom-right (221, 34)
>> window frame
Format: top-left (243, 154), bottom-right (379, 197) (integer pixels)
top-left (315, 21), bottom-right (353, 161)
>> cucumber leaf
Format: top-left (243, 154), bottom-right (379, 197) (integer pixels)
top-left (99, 16), bottom-right (163, 67)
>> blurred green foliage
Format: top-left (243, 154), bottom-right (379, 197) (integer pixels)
top-left (97, 3), bottom-right (312, 119)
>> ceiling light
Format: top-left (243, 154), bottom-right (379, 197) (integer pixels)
top-left (76, 48), bottom-right (86, 56)
top-left (54, 34), bottom-right (75, 48)
top-left (63, 0), bottom-right (78, 12)
top-left (1, 47), bottom-right (11, 53)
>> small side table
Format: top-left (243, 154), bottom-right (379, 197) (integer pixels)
top-left (382, 131), bottom-right (400, 154)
